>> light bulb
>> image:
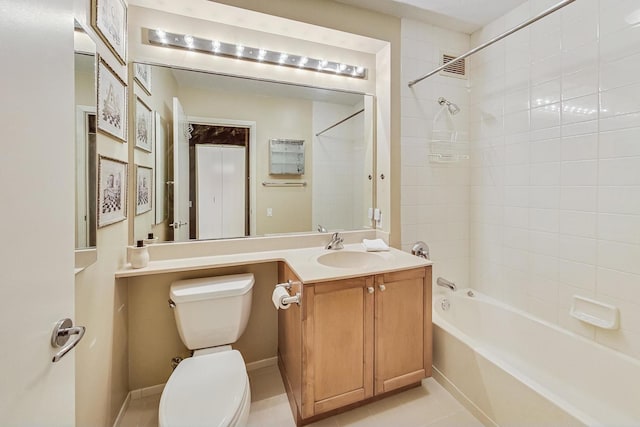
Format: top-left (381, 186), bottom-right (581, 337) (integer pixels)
top-left (212, 40), bottom-right (221, 52)
top-left (236, 45), bottom-right (244, 56)
top-left (279, 53), bottom-right (288, 64)
top-left (258, 49), bottom-right (267, 61)
top-left (299, 57), bottom-right (308, 67)
top-left (183, 35), bottom-right (194, 47)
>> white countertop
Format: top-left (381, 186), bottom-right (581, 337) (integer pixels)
top-left (115, 243), bottom-right (431, 284)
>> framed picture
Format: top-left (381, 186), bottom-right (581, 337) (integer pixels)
top-left (92, 0), bottom-right (127, 65)
top-left (136, 165), bottom-right (153, 215)
top-left (98, 156), bottom-right (127, 227)
top-left (134, 63), bottom-right (152, 95)
top-left (135, 96), bottom-right (153, 152)
top-left (97, 57), bottom-right (127, 142)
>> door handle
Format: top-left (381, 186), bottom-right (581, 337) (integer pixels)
top-left (51, 318), bottom-right (85, 363)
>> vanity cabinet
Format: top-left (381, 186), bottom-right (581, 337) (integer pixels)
top-left (277, 264), bottom-right (432, 425)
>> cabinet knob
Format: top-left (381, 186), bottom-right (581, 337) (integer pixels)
top-left (367, 286), bottom-right (374, 294)
top-left (378, 284), bottom-right (386, 292)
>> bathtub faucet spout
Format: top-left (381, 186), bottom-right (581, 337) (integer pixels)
top-left (436, 277), bottom-right (456, 292)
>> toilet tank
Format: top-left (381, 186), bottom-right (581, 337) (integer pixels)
top-left (170, 273), bottom-right (254, 350)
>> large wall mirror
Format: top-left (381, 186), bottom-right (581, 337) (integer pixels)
top-left (132, 63), bottom-right (375, 243)
top-left (74, 20), bottom-right (98, 268)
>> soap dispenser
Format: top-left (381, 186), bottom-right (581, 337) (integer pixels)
top-left (143, 232), bottom-right (159, 245)
top-left (129, 240), bottom-right (149, 269)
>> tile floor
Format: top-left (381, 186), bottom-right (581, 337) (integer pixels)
top-left (118, 364), bottom-right (483, 427)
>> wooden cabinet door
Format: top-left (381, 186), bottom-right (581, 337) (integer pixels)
top-left (302, 277), bottom-right (374, 417)
top-left (374, 267), bottom-right (431, 394)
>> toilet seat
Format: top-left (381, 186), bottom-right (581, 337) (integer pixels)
top-left (159, 350), bottom-right (250, 427)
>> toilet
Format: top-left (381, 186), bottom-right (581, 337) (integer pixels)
top-left (159, 273), bottom-right (255, 427)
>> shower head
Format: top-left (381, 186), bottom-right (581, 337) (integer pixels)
top-left (438, 97), bottom-right (460, 115)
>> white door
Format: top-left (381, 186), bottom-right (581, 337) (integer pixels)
top-left (221, 146), bottom-right (246, 237)
top-left (172, 97), bottom-right (190, 241)
top-left (1, 0), bottom-right (77, 425)
top-left (195, 145), bottom-right (246, 239)
top-left (196, 145), bottom-right (223, 239)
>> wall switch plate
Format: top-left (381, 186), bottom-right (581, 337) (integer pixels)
top-left (374, 208), bottom-right (381, 221)
top-left (267, 208), bottom-right (273, 217)
top-left (367, 207), bottom-right (373, 219)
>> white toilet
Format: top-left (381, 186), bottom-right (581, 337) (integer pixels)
top-left (159, 273), bottom-right (255, 427)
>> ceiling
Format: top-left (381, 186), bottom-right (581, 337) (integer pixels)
top-left (335, 0), bottom-right (528, 34)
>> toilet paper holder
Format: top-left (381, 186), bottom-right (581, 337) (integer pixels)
top-left (275, 280), bottom-right (301, 306)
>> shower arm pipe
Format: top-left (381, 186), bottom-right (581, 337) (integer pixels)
top-left (407, 0), bottom-right (576, 88)
top-left (316, 108), bottom-right (365, 136)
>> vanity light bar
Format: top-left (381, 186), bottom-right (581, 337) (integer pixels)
top-left (146, 28), bottom-right (367, 79)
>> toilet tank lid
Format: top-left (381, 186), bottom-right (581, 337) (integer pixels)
top-left (170, 273), bottom-right (255, 303)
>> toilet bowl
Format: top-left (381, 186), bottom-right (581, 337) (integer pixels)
top-left (159, 274), bottom-right (255, 427)
top-left (159, 350), bottom-right (251, 427)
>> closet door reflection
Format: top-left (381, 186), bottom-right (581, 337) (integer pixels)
top-left (195, 145), bottom-right (246, 239)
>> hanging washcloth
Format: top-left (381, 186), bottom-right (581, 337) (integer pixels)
top-left (362, 238), bottom-right (390, 252)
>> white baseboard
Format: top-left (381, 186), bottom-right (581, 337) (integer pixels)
top-left (113, 357), bottom-right (275, 426)
top-left (112, 392), bottom-right (131, 427)
top-left (130, 383), bottom-right (166, 400)
top-left (246, 356), bottom-right (277, 372)
top-left (432, 366), bottom-right (497, 427)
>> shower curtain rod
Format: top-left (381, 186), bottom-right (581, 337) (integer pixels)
top-left (407, 0), bottom-right (576, 87)
top-left (316, 108), bottom-right (365, 136)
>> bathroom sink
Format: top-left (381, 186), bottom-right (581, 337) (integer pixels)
top-left (316, 251), bottom-right (381, 269)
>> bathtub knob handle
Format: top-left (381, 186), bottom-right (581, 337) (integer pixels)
top-left (378, 284), bottom-right (386, 292)
top-left (367, 286), bottom-right (374, 294)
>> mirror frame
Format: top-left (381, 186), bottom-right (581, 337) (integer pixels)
top-left (74, 19), bottom-right (98, 270)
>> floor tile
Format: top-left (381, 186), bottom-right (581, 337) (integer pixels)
top-left (117, 364), bottom-right (482, 427)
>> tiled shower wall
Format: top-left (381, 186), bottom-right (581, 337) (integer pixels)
top-left (400, 19), bottom-right (471, 288)
top-left (469, 0), bottom-right (640, 359)
top-left (313, 101), bottom-right (368, 231)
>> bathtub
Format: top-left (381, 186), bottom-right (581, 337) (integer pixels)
top-left (431, 289), bottom-right (640, 427)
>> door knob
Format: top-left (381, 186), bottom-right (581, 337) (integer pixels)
top-left (378, 284), bottom-right (386, 292)
top-left (51, 318), bottom-right (85, 363)
top-left (367, 286), bottom-right (374, 294)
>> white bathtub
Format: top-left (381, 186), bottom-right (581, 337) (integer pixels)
top-left (431, 289), bottom-right (640, 427)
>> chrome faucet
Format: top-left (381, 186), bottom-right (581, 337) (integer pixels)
top-left (325, 232), bottom-right (344, 250)
top-left (317, 224), bottom-right (327, 233)
top-left (436, 277), bottom-right (456, 292)
top-left (411, 241), bottom-right (430, 259)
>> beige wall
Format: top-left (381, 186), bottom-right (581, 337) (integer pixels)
top-left (179, 86), bottom-right (313, 235)
top-left (127, 263), bottom-right (278, 389)
top-left (74, 54), bottom-right (95, 107)
top-left (211, 0), bottom-right (402, 246)
top-left (132, 65), bottom-right (178, 242)
top-left (74, 1), bottom-right (131, 426)
top-left (73, 2), bottom-right (400, 426)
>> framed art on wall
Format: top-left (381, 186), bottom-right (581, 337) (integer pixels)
top-left (135, 96), bottom-right (153, 152)
top-left (98, 156), bottom-right (127, 227)
top-left (136, 165), bottom-right (153, 215)
top-left (134, 63), bottom-right (152, 95)
top-left (97, 57), bottom-right (127, 142)
top-left (92, 0), bottom-right (127, 64)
